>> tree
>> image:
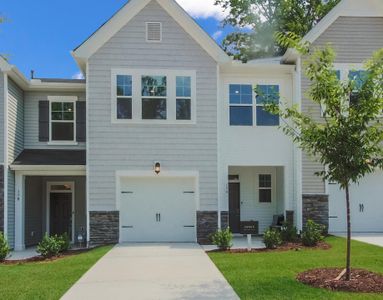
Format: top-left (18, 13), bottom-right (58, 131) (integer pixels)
top-left (214, 0), bottom-right (340, 61)
top-left (266, 34), bottom-right (383, 280)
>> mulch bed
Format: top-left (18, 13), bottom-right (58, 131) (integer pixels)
top-left (207, 241), bottom-right (331, 253)
top-left (297, 268), bottom-right (383, 293)
top-left (1, 248), bottom-right (92, 265)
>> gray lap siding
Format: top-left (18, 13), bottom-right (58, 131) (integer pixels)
top-left (302, 16), bottom-right (383, 194)
top-left (87, 0), bottom-right (218, 230)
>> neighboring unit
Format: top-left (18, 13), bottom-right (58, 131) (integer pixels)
top-left (0, 0), bottom-right (382, 250)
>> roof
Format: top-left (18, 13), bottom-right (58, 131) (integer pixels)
top-left (34, 78), bottom-right (86, 84)
top-left (282, 0), bottom-right (383, 63)
top-left (72, 0), bottom-right (230, 72)
top-left (12, 149), bottom-right (86, 166)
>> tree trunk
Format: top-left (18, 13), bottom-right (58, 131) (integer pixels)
top-left (345, 184), bottom-right (351, 281)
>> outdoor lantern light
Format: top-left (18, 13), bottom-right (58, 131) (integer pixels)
top-left (154, 162), bottom-right (161, 174)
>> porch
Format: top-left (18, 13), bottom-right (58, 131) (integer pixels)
top-left (227, 166), bottom-right (291, 234)
top-left (10, 150), bottom-right (87, 251)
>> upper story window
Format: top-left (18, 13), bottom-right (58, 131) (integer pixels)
top-left (229, 84), bottom-right (280, 126)
top-left (229, 84), bottom-right (253, 126)
top-left (142, 75), bottom-right (167, 120)
top-left (112, 69), bottom-right (196, 124)
top-left (176, 76), bottom-right (192, 120)
top-left (50, 101), bottom-right (75, 141)
top-left (256, 85), bottom-right (280, 126)
top-left (117, 75), bottom-right (132, 119)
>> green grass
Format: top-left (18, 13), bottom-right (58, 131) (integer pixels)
top-left (0, 246), bottom-right (113, 300)
top-left (209, 236), bottom-right (383, 300)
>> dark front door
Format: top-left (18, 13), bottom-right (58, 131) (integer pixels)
top-left (229, 183), bottom-right (241, 233)
top-left (50, 193), bottom-right (72, 237)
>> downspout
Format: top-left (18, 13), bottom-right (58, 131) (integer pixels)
top-left (85, 62), bottom-right (90, 246)
top-left (3, 72), bottom-right (8, 238)
top-left (217, 64), bottom-right (221, 230)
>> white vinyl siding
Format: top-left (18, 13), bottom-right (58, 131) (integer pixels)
top-left (301, 16), bottom-right (383, 194)
top-left (88, 1), bottom-right (218, 211)
top-left (23, 92), bottom-right (86, 149)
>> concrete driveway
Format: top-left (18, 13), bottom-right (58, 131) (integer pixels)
top-left (333, 233), bottom-right (383, 247)
top-left (62, 243), bottom-right (239, 300)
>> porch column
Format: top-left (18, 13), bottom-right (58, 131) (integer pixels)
top-left (14, 172), bottom-right (25, 251)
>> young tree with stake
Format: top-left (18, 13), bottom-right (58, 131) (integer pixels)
top-left (266, 33), bottom-right (383, 280)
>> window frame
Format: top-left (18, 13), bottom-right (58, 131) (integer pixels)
top-left (111, 69), bottom-right (196, 124)
top-left (255, 85), bottom-right (280, 126)
top-left (258, 174), bottom-right (273, 203)
top-left (227, 82), bottom-right (281, 127)
top-left (47, 96), bottom-right (78, 145)
top-left (229, 84), bottom-right (254, 126)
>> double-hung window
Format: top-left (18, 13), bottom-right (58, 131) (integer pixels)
top-left (256, 85), bottom-right (280, 126)
top-left (259, 174), bottom-right (272, 203)
top-left (348, 70), bottom-right (367, 108)
top-left (229, 84), bottom-right (253, 126)
top-left (141, 75), bottom-right (167, 120)
top-left (117, 75), bottom-right (133, 119)
top-left (176, 76), bottom-right (192, 120)
top-left (50, 101), bottom-right (75, 141)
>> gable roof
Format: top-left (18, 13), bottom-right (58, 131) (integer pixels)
top-left (282, 0), bottom-right (383, 63)
top-left (72, 0), bottom-right (230, 72)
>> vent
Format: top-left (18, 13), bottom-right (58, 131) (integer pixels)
top-left (146, 22), bottom-right (162, 42)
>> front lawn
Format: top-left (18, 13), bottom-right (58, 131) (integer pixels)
top-left (209, 236), bottom-right (383, 299)
top-left (0, 246), bottom-right (113, 299)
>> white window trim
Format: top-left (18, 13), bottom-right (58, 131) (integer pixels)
top-left (111, 69), bottom-right (196, 125)
top-left (228, 82), bottom-right (281, 127)
top-left (48, 96), bottom-right (78, 145)
top-left (146, 22), bottom-right (162, 43)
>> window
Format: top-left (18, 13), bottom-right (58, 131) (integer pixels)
top-left (259, 174), bottom-right (272, 203)
top-left (112, 70), bottom-right (195, 123)
top-left (176, 76), bottom-right (191, 120)
top-left (348, 70), bottom-right (367, 108)
top-left (229, 84), bottom-right (253, 126)
top-left (256, 85), bottom-right (280, 126)
top-left (142, 75), bottom-right (167, 120)
top-left (50, 102), bottom-right (75, 141)
top-left (117, 75), bottom-right (132, 119)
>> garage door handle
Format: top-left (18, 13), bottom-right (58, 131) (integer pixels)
top-left (122, 226), bottom-right (133, 229)
top-left (328, 216), bottom-right (338, 219)
top-left (121, 191), bottom-right (133, 194)
top-left (184, 225), bottom-right (195, 228)
top-left (183, 191), bottom-right (195, 194)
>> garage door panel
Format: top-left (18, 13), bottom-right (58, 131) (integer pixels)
top-left (329, 171), bottom-right (383, 233)
top-left (119, 177), bottom-right (196, 242)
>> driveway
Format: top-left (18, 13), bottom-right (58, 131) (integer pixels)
top-left (332, 233), bottom-right (383, 247)
top-left (62, 243), bottom-right (239, 300)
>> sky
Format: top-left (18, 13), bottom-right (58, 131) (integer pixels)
top-left (0, 0), bottom-right (234, 79)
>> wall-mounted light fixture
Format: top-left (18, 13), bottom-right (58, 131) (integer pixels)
top-left (154, 162), bottom-right (161, 174)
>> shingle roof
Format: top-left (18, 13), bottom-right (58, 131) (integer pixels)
top-left (13, 150), bottom-right (86, 166)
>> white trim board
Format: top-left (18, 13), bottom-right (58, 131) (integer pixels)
top-left (3, 73), bottom-right (8, 238)
top-left (10, 165), bottom-right (86, 172)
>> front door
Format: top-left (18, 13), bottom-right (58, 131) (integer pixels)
top-left (229, 183), bottom-right (241, 233)
top-left (50, 193), bottom-right (72, 237)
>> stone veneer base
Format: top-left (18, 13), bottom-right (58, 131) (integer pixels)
top-left (89, 211), bottom-right (119, 246)
top-left (302, 194), bottom-right (329, 231)
top-left (197, 211), bottom-right (218, 244)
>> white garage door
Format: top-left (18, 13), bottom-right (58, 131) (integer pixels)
top-left (329, 171), bottom-right (383, 233)
top-left (119, 177), bottom-right (196, 242)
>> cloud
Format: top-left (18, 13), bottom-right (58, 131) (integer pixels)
top-left (175, 0), bottom-right (229, 20)
top-left (72, 72), bottom-right (84, 80)
top-left (212, 30), bottom-right (223, 40)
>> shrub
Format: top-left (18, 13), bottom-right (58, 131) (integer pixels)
top-left (210, 227), bottom-right (233, 250)
top-left (58, 232), bottom-right (71, 252)
top-left (0, 232), bottom-right (10, 261)
top-left (302, 220), bottom-right (325, 247)
top-left (280, 222), bottom-right (298, 243)
top-left (37, 234), bottom-right (63, 258)
top-left (263, 228), bottom-right (282, 249)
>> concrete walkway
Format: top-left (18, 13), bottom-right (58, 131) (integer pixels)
top-left (62, 243), bottom-right (239, 300)
top-left (333, 233), bottom-right (383, 247)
